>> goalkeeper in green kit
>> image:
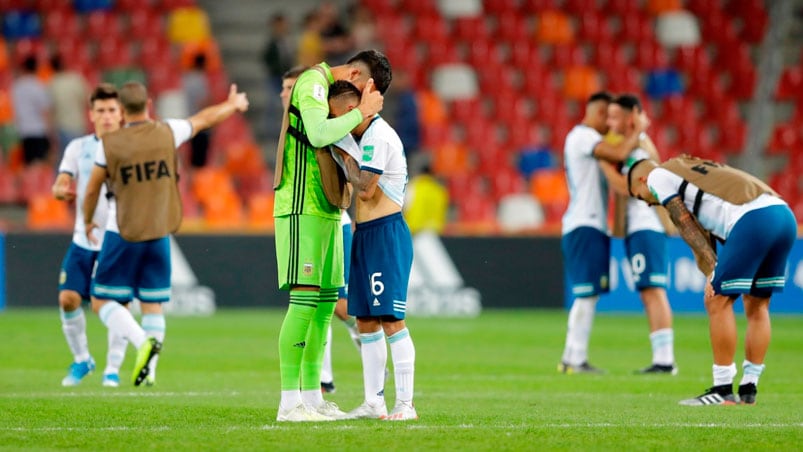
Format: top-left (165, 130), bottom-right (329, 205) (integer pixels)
top-left (273, 50), bottom-right (391, 422)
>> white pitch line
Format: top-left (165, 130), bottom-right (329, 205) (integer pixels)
top-left (0, 391), bottom-right (243, 398)
top-left (4, 423), bottom-right (802, 432)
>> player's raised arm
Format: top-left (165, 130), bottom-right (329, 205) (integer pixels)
top-left (187, 84), bottom-right (249, 137)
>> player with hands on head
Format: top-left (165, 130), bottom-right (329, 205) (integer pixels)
top-left (272, 50), bottom-right (390, 422)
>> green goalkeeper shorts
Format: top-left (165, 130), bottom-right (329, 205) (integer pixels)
top-left (275, 214), bottom-right (344, 291)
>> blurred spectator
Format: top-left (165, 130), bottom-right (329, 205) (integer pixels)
top-left (404, 164), bottom-right (449, 235)
top-left (348, 4), bottom-right (379, 50)
top-left (262, 13), bottom-right (295, 96)
top-left (49, 54), bottom-right (88, 161)
top-left (12, 55), bottom-right (52, 164)
top-left (389, 70), bottom-right (421, 156)
top-left (263, 13), bottom-right (295, 138)
top-left (182, 53), bottom-right (211, 168)
top-left (297, 10), bottom-right (325, 68)
top-left (318, 1), bottom-right (352, 65)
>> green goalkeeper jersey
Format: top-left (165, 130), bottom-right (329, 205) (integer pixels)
top-left (273, 63), bottom-right (363, 219)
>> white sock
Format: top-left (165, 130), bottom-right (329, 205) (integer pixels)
top-left (104, 330), bottom-right (127, 375)
top-left (301, 389), bottom-right (323, 408)
top-left (141, 313), bottom-right (166, 377)
top-left (739, 360), bottom-right (765, 386)
top-left (388, 328), bottom-right (415, 405)
top-left (321, 325), bottom-right (333, 384)
top-left (60, 307), bottom-right (90, 362)
top-left (713, 362), bottom-right (737, 387)
top-left (650, 328), bottom-right (674, 365)
top-left (280, 390), bottom-right (302, 412)
top-left (360, 330), bottom-right (387, 406)
top-left (561, 296), bottom-right (598, 366)
top-left (98, 303), bottom-right (146, 348)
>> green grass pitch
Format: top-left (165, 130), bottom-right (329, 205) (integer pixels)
top-left (1, 309), bottom-right (801, 450)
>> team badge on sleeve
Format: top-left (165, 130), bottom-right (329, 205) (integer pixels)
top-left (313, 84), bottom-right (326, 101)
top-left (362, 145), bottom-right (374, 162)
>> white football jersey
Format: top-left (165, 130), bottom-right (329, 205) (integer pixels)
top-left (647, 167), bottom-right (786, 240)
top-left (95, 119), bottom-right (193, 234)
top-left (356, 116), bottom-right (408, 207)
top-left (562, 124), bottom-right (608, 235)
top-left (621, 148), bottom-right (664, 235)
top-left (58, 134), bottom-right (108, 251)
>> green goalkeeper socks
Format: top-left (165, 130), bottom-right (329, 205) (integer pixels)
top-left (300, 288), bottom-right (337, 391)
top-left (278, 290), bottom-right (317, 391)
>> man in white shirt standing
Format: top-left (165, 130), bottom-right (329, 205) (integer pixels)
top-left (559, 92), bottom-right (644, 374)
top-left (52, 84), bottom-right (126, 387)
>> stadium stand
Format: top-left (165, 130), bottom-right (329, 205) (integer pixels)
top-left (0, 0), bottom-right (801, 234)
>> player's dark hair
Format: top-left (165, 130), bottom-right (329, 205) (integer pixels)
top-left (347, 49), bottom-right (392, 94)
top-left (627, 158), bottom-right (649, 196)
top-left (119, 82), bottom-right (148, 115)
top-left (89, 83), bottom-right (119, 106)
top-left (328, 80), bottom-right (361, 102)
top-left (613, 93), bottom-right (642, 111)
top-left (587, 91), bottom-right (613, 104)
top-left (283, 65), bottom-right (308, 81)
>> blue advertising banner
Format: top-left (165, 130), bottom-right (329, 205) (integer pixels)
top-left (570, 237), bottom-right (803, 313)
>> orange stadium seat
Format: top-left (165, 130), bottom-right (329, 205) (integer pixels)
top-left (203, 190), bottom-right (243, 230)
top-left (0, 38), bottom-right (8, 72)
top-left (645, 0), bottom-right (681, 15)
top-left (27, 195), bottom-right (72, 230)
top-left (180, 39), bottom-right (222, 72)
top-left (563, 65), bottom-right (601, 101)
top-left (246, 192), bottom-right (275, 230)
top-left (432, 142), bottom-right (471, 177)
top-left (536, 10), bottom-right (574, 45)
top-left (192, 166), bottom-right (236, 203)
top-left (0, 89), bottom-right (14, 123)
top-left (224, 140), bottom-right (264, 177)
top-left (529, 168), bottom-right (569, 206)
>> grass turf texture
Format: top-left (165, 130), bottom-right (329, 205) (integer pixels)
top-left (1, 309), bottom-right (802, 451)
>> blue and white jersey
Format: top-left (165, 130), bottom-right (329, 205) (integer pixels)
top-left (95, 119), bottom-right (193, 233)
top-left (357, 116), bottom-right (407, 207)
top-left (647, 167), bottom-right (787, 240)
top-left (59, 134), bottom-right (108, 251)
top-left (621, 147), bottom-right (664, 235)
top-left (562, 124), bottom-right (608, 235)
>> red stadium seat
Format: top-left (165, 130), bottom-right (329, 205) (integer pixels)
top-left (604, 66), bottom-right (642, 95)
top-left (768, 123), bottom-right (801, 155)
top-left (490, 166), bottom-right (526, 200)
top-left (495, 12), bottom-right (531, 44)
top-left (413, 14), bottom-right (449, 43)
top-left (85, 11), bottom-right (121, 41)
top-left (521, 0), bottom-right (559, 14)
top-left (700, 12), bottom-right (738, 45)
top-left (361, 0), bottom-right (397, 16)
top-left (0, 164), bottom-right (18, 203)
top-left (42, 9), bottom-right (81, 40)
top-left (53, 37), bottom-right (93, 73)
top-left (550, 43), bottom-right (586, 68)
top-left (484, 0), bottom-right (518, 15)
top-left (128, 9), bottom-right (164, 40)
top-left (605, 0), bottom-right (643, 15)
top-left (618, 11), bottom-right (653, 42)
top-left (634, 40), bottom-right (669, 70)
top-left (576, 10), bottom-right (614, 43)
top-left (775, 67), bottom-right (803, 100)
top-left (397, 0), bottom-right (439, 16)
top-left (592, 41), bottom-right (630, 75)
top-left (452, 16), bottom-right (491, 42)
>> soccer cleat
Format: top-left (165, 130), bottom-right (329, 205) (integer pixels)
top-left (132, 337), bottom-right (161, 386)
top-left (320, 381), bottom-right (336, 394)
top-left (315, 400), bottom-right (347, 419)
top-left (144, 374), bottom-right (156, 387)
top-left (346, 401), bottom-right (388, 420)
top-left (678, 385), bottom-right (739, 406)
top-left (558, 361), bottom-right (605, 375)
top-left (276, 403), bottom-right (334, 422)
top-left (739, 383), bottom-right (757, 405)
top-left (101, 373), bottom-right (120, 387)
top-left (61, 358), bottom-right (96, 386)
top-left (635, 364), bottom-right (678, 375)
top-left (384, 401), bottom-right (418, 421)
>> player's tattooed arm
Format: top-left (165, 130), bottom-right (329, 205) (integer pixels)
top-left (337, 148), bottom-right (379, 200)
top-left (665, 196), bottom-right (716, 276)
